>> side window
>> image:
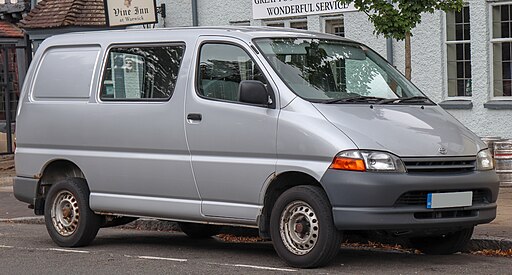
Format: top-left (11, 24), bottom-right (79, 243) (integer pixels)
top-left (198, 43), bottom-right (267, 102)
top-left (100, 44), bottom-right (185, 100)
top-left (33, 47), bottom-right (100, 100)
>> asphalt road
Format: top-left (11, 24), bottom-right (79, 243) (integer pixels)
top-left (0, 223), bottom-right (510, 274)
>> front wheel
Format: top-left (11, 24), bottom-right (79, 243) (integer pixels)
top-left (270, 185), bottom-right (342, 268)
top-left (409, 227), bottom-right (474, 255)
top-left (44, 178), bottom-right (101, 247)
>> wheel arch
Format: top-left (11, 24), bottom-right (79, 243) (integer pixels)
top-left (34, 159), bottom-right (87, 215)
top-left (39, 159), bottom-right (86, 186)
top-left (258, 171), bottom-right (328, 239)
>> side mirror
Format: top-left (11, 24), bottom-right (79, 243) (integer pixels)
top-left (239, 80), bottom-right (270, 106)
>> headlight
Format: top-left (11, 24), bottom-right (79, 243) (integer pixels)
top-left (476, 149), bottom-right (494, 171)
top-left (330, 150), bottom-right (406, 172)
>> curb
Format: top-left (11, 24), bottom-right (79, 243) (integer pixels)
top-left (1, 217), bottom-right (511, 252)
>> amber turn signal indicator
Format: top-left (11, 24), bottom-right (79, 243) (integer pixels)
top-left (330, 157), bottom-right (366, 171)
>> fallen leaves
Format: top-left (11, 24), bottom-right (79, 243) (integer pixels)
top-left (341, 241), bottom-right (420, 254)
top-left (216, 234), bottom-right (265, 243)
top-left (471, 249), bottom-right (512, 257)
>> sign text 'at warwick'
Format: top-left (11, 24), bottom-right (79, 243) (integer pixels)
top-left (252, 0), bottom-right (357, 19)
top-left (104, 0), bottom-right (157, 27)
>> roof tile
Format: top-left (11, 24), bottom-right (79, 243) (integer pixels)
top-left (0, 21), bottom-right (24, 38)
top-left (19, 0), bottom-right (107, 29)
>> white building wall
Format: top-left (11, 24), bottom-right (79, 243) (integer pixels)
top-left (156, 0), bottom-right (193, 27)
top-left (158, 0), bottom-right (511, 138)
top-left (448, 0), bottom-right (512, 138)
top-left (197, 0), bottom-right (252, 25)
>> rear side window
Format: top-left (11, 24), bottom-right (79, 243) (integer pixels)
top-left (100, 44), bottom-right (185, 101)
top-left (33, 46), bottom-right (100, 100)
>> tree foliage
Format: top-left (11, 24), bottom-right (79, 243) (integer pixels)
top-left (337, 0), bottom-right (464, 40)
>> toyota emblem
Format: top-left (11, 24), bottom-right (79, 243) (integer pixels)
top-left (439, 147), bottom-right (447, 155)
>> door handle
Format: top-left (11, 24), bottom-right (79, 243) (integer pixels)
top-left (187, 113), bottom-right (202, 122)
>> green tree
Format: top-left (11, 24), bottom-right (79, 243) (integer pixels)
top-left (337, 0), bottom-right (463, 80)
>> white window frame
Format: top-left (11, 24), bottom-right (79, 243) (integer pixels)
top-left (490, 1), bottom-right (512, 100)
top-left (444, 5), bottom-right (472, 99)
top-left (264, 17), bottom-right (308, 29)
top-left (322, 16), bottom-right (345, 37)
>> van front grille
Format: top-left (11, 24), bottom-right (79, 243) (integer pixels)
top-left (395, 189), bottom-right (490, 207)
top-left (402, 156), bottom-right (476, 173)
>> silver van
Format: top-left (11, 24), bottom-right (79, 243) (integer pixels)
top-left (14, 27), bottom-right (499, 268)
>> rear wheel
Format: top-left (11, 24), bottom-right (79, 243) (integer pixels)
top-left (178, 222), bottom-right (222, 238)
top-left (270, 185), bottom-right (342, 268)
top-left (409, 227), bottom-right (474, 255)
top-left (44, 178), bottom-right (101, 247)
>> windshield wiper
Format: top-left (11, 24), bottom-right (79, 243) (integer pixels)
top-left (323, 96), bottom-right (385, 104)
top-left (377, 96), bottom-right (433, 105)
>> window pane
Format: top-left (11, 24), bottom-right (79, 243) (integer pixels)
top-left (325, 19), bottom-right (345, 37)
top-left (457, 62), bottom-right (464, 78)
top-left (456, 44), bottom-right (463, 60)
top-left (464, 43), bottom-right (471, 60)
top-left (290, 21), bottom-right (308, 30)
top-left (456, 24), bottom-right (463, 41)
top-left (198, 43), bottom-right (267, 103)
top-left (446, 11), bottom-right (456, 41)
top-left (457, 80), bottom-right (465, 96)
top-left (504, 80), bottom-right (512, 96)
top-left (464, 79), bottom-right (472, 96)
top-left (100, 45), bottom-right (185, 100)
top-left (266, 22), bottom-right (284, 27)
top-left (503, 42), bottom-right (511, 61)
top-left (463, 23), bottom-right (470, 40)
top-left (34, 47), bottom-right (99, 99)
top-left (502, 5), bottom-right (509, 21)
top-left (463, 6), bottom-right (470, 22)
top-left (504, 62), bottom-right (512, 80)
top-left (455, 9), bottom-right (463, 23)
top-left (502, 22), bottom-right (511, 38)
top-left (448, 79), bottom-right (457, 97)
top-left (465, 61), bottom-right (472, 78)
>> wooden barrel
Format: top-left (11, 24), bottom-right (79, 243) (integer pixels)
top-left (494, 140), bottom-right (512, 187)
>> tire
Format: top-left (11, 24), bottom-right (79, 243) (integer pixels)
top-left (270, 185), bottom-right (342, 268)
top-left (178, 222), bottom-right (222, 238)
top-left (409, 227), bottom-right (474, 255)
top-left (44, 178), bottom-right (101, 247)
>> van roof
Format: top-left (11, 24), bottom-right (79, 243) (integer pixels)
top-left (41, 26), bottom-right (354, 47)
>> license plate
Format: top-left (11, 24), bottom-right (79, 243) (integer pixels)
top-left (427, 191), bottom-right (473, 209)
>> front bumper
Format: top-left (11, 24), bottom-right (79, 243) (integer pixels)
top-left (320, 170), bottom-right (500, 230)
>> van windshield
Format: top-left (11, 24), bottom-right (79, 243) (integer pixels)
top-left (254, 38), bottom-right (432, 104)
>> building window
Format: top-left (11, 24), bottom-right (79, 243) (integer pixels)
top-left (290, 21), bottom-right (307, 30)
top-left (230, 20), bottom-right (250, 26)
top-left (265, 22), bottom-right (285, 27)
top-left (492, 3), bottom-right (512, 97)
top-left (101, 44), bottom-right (185, 101)
top-left (446, 6), bottom-right (471, 97)
top-left (325, 19), bottom-right (345, 37)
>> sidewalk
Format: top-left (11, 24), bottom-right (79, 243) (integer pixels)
top-left (1, 175), bottom-right (511, 251)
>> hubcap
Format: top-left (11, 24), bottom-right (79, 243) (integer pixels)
top-left (51, 190), bottom-right (80, 236)
top-left (279, 201), bottom-right (319, 255)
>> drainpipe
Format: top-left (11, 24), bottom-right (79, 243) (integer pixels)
top-left (386, 0), bottom-right (393, 65)
top-left (386, 37), bottom-right (393, 65)
top-left (191, 0), bottom-right (198, 26)
top-left (31, 0), bottom-right (37, 10)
